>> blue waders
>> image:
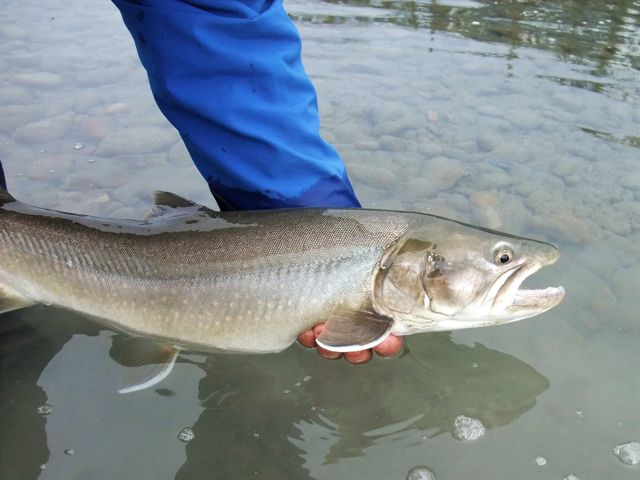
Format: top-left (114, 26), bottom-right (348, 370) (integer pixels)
top-left (112, 0), bottom-right (361, 210)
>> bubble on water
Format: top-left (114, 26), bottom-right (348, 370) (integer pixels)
top-left (535, 456), bottom-right (547, 466)
top-left (87, 158), bottom-right (97, 163)
top-left (253, 432), bottom-right (260, 438)
top-left (406, 466), bottom-right (435, 480)
top-left (283, 389), bottom-right (291, 395)
top-left (66, 259), bottom-right (74, 268)
top-left (36, 404), bottom-right (53, 415)
top-left (39, 464), bottom-right (46, 470)
top-left (73, 143), bottom-right (85, 150)
top-left (36, 161), bottom-right (44, 166)
top-left (303, 376), bottom-right (312, 382)
top-left (452, 415), bottom-right (486, 441)
top-left (16, 173), bottom-right (24, 177)
top-left (613, 441), bottom-right (640, 465)
top-left (563, 474), bottom-right (580, 480)
top-left (64, 448), bottom-right (74, 455)
top-left (177, 427), bottom-right (195, 443)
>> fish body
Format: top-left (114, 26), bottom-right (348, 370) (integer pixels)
top-left (0, 190), bottom-right (564, 354)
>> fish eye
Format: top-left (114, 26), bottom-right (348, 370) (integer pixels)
top-left (494, 247), bottom-right (514, 265)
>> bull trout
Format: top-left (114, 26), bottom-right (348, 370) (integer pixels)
top-left (0, 188), bottom-right (564, 389)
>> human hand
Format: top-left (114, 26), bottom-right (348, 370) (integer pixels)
top-left (297, 324), bottom-right (404, 364)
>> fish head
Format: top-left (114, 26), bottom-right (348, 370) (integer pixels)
top-left (373, 218), bottom-right (565, 334)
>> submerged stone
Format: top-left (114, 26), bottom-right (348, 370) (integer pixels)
top-left (96, 126), bottom-right (178, 156)
top-left (13, 72), bottom-right (63, 88)
top-left (13, 115), bottom-right (73, 144)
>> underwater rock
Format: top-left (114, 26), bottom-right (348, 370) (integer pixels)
top-left (551, 92), bottom-right (584, 113)
top-left (105, 102), bottom-right (129, 115)
top-left (531, 212), bottom-right (594, 244)
top-left (348, 163), bottom-right (398, 190)
top-left (476, 133), bottom-right (500, 153)
top-left (13, 114), bottom-right (72, 144)
top-left (470, 191), bottom-right (498, 208)
top-left (96, 126), bottom-right (178, 156)
top-left (407, 157), bottom-right (467, 197)
top-left (13, 72), bottom-right (63, 89)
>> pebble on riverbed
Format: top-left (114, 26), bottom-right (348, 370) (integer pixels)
top-left (96, 126), bottom-right (179, 156)
top-left (13, 114), bottom-right (73, 143)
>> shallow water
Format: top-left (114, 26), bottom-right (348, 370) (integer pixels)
top-left (1, 0), bottom-right (639, 479)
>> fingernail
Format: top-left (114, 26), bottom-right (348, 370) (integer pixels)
top-left (344, 350), bottom-right (372, 364)
top-left (317, 346), bottom-right (342, 360)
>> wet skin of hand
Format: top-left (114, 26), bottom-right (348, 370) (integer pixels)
top-left (297, 324), bottom-right (404, 364)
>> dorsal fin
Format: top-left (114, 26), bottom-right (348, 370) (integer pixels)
top-left (153, 191), bottom-right (196, 208)
top-left (144, 191), bottom-right (219, 220)
top-left (0, 187), bottom-right (17, 205)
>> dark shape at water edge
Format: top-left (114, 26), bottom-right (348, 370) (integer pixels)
top-left (172, 332), bottom-right (548, 476)
top-left (0, 305), bottom-right (548, 479)
top-left (0, 307), bottom-right (100, 480)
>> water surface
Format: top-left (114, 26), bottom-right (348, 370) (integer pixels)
top-left (1, 1), bottom-right (639, 479)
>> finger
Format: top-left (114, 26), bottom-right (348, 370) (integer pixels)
top-left (317, 345), bottom-right (342, 360)
top-left (297, 329), bottom-right (317, 348)
top-left (312, 323), bottom-right (325, 338)
top-left (373, 334), bottom-right (404, 357)
top-left (344, 349), bottom-right (373, 365)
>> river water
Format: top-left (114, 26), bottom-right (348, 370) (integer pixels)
top-left (1, 1), bottom-right (639, 479)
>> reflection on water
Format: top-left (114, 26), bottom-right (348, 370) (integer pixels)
top-left (1, 0), bottom-right (639, 479)
top-left (1, 307), bottom-right (547, 479)
top-left (293, 0), bottom-right (639, 74)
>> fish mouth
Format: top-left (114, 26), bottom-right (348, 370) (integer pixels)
top-left (493, 262), bottom-right (565, 317)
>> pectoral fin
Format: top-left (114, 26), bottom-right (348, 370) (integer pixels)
top-left (316, 310), bottom-right (393, 352)
top-left (110, 337), bottom-right (181, 394)
top-left (0, 284), bottom-right (34, 314)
